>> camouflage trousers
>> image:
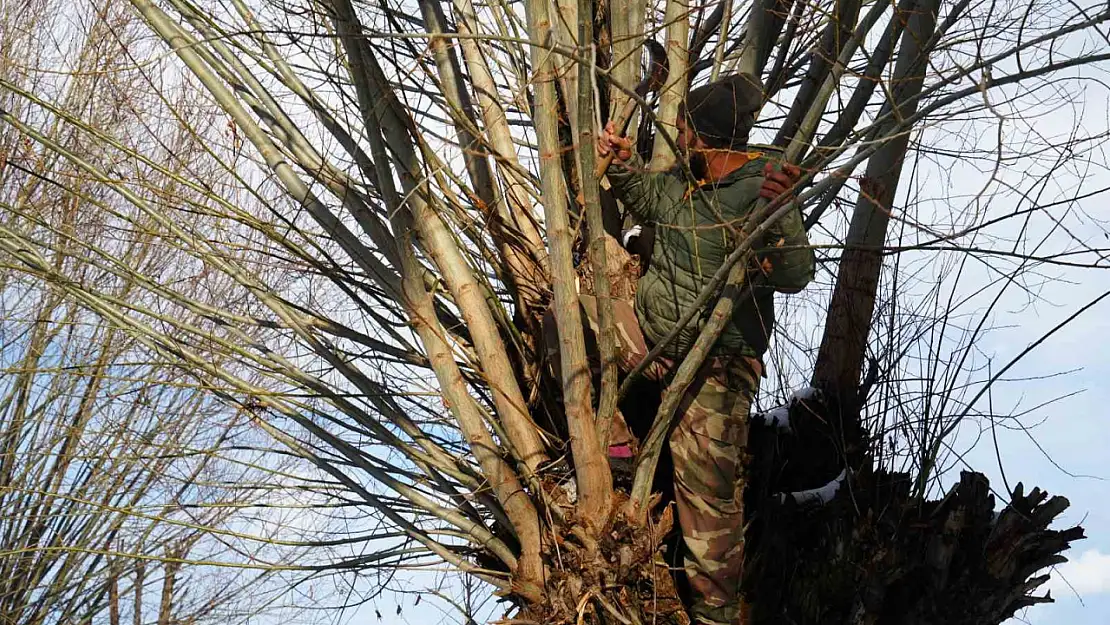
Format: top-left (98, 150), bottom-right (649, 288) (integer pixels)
top-left (543, 296), bottom-right (759, 625)
top-left (543, 295), bottom-right (670, 448)
top-left (671, 358), bottom-right (757, 625)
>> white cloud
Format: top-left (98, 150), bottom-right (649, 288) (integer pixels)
top-left (1046, 549), bottom-right (1110, 597)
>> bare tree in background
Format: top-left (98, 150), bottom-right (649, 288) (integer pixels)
top-left (3, 0), bottom-right (1109, 622)
top-left (0, 1), bottom-right (310, 623)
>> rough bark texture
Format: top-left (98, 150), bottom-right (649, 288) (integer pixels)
top-left (518, 385), bottom-right (1082, 625)
top-left (742, 390), bottom-right (1083, 625)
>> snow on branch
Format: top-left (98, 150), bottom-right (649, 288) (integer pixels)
top-left (780, 468), bottom-right (848, 506)
top-left (751, 386), bottom-right (822, 433)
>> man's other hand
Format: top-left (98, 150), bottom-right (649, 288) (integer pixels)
top-left (760, 162), bottom-right (801, 202)
top-left (597, 120), bottom-right (633, 163)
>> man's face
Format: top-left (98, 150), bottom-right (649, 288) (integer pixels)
top-left (677, 117), bottom-right (709, 179)
top-left (676, 117), bottom-right (696, 153)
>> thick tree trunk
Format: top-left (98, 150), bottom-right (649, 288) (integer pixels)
top-left (812, 0), bottom-right (941, 401)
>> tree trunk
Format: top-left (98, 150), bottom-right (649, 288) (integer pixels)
top-left (812, 0), bottom-right (941, 401)
top-left (107, 558), bottom-right (120, 625)
top-left (608, 0), bottom-right (647, 127)
top-left (650, 0), bottom-right (691, 169)
top-left (520, 389), bottom-right (1083, 625)
top-left (157, 556), bottom-right (180, 625)
top-left (523, 0), bottom-right (613, 528)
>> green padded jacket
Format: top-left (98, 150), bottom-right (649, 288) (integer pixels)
top-left (606, 146), bottom-right (815, 360)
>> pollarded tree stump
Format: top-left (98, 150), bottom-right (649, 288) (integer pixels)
top-left (741, 389), bottom-right (1085, 625)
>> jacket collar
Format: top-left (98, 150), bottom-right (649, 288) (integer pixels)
top-left (702, 143), bottom-right (784, 189)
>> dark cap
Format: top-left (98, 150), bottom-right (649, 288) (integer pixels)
top-left (683, 73), bottom-right (764, 149)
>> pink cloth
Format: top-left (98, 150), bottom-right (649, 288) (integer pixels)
top-left (608, 444), bottom-right (635, 459)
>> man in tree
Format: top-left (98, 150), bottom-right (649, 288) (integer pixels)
top-left (595, 73), bottom-right (815, 625)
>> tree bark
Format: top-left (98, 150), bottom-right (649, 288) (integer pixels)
top-left (812, 0), bottom-right (940, 401)
top-left (577, 0), bottom-right (620, 440)
top-left (107, 558), bottom-right (120, 625)
top-left (332, 1), bottom-right (545, 593)
top-left (650, 0), bottom-right (691, 169)
top-left (740, 393), bottom-right (1083, 625)
top-left (608, 0), bottom-right (647, 131)
top-left (449, 0), bottom-right (551, 279)
top-left (330, 0), bottom-right (550, 473)
top-left (133, 560), bottom-right (144, 625)
top-left (523, 0), bottom-right (613, 529)
top-left (420, 0), bottom-right (548, 314)
top-left (157, 555), bottom-right (180, 625)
